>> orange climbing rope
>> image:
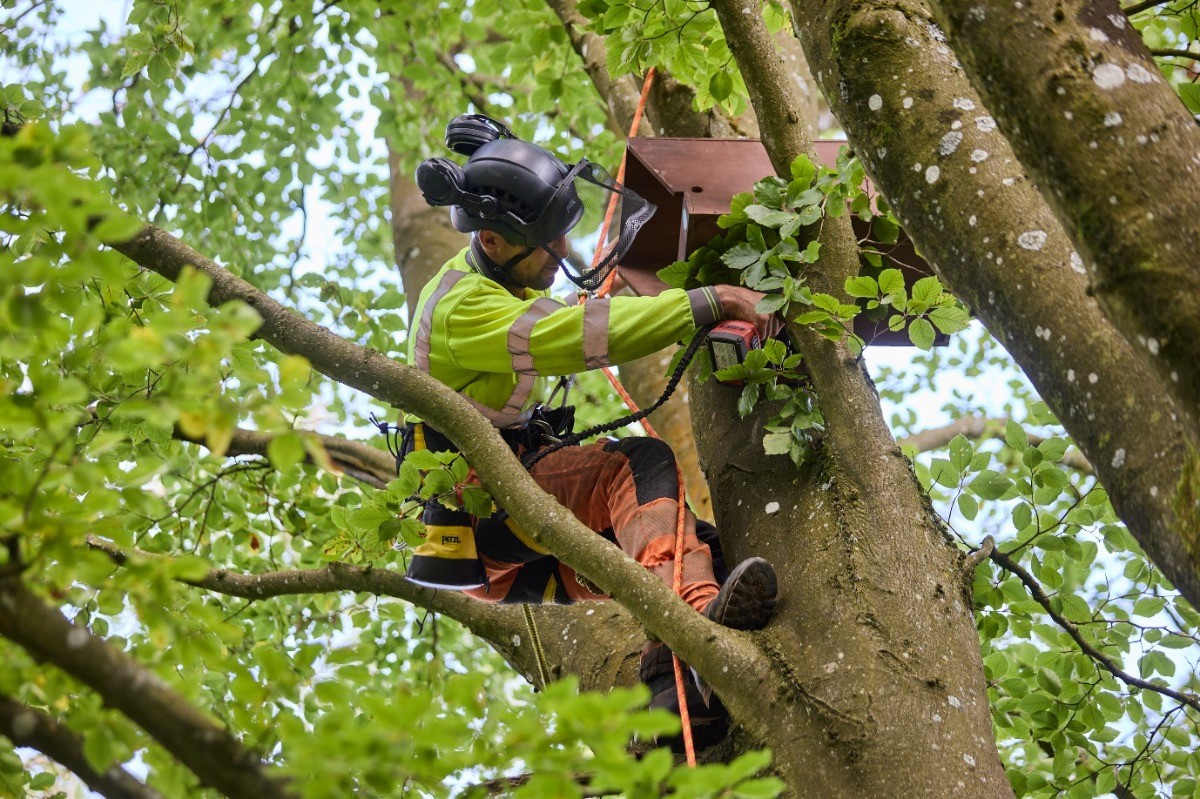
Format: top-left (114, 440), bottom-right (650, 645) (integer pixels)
top-left (583, 66), bottom-right (699, 767)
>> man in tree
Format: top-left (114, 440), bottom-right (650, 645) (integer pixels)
top-left (408, 115), bottom-right (778, 743)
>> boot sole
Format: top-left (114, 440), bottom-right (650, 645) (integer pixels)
top-left (703, 557), bottom-right (778, 631)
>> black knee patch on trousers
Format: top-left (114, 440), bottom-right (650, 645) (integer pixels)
top-left (499, 557), bottom-right (570, 605)
top-left (603, 437), bottom-right (678, 506)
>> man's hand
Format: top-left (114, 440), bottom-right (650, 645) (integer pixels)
top-left (713, 285), bottom-right (783, 339)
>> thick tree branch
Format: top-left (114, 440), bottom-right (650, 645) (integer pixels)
top-left (691, 7), bottom-right (1013, 795)
top-left (544, 0), bottom-right (657, 136)
top-left (962, 535), bottom-right (995, 574)
top-left (708, 0), bottom-right (809, 178)
top-left (790, 0), bottom-right (1199, 608)
top-left (928, 0), bottom-right (1200, 439)
top-left (0, 694), bottom-right (163, 799)
top-left (84, 536), bottom-right (644, 695)
top-left (988, 547), bottom-right (1200, 714)
top-left (0, 576), bottom-right (295, 799)
top-left (173, 424), bottom-right (396, 489)
top-left (899, 417), bottom-right (1094, 473)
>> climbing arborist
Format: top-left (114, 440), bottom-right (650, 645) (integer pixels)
top-left (406, 114), bottom-right (779, 744)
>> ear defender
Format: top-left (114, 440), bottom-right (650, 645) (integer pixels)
top-left (414, 157), bottom-right (466, 206)
top-left (445, 113), bottom-right (514, 156)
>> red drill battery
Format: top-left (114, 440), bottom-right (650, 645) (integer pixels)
top-left (707, 321), bottom-right (761, 384)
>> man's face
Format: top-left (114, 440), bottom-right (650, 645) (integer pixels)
top-left (485, 232), bottom-right (569, 291)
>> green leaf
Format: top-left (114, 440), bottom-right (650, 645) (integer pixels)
top-left (29, 772), bottom-right (56, 790)
top-left (872, 214), bottom-right (900, 244)
top-left (930, 458), bottom-right (959, 488)
top-left (710, 70), bottom-right (734, 102)
top-left (403, 449), bottom-right (443, 471)
top-left (745, 205), bottom-right (796, 228)
top-left (399, 517), bottom-right (426, 546)
top-left (762, 430), bottom-right (791, 455)
top-left (910, 276), bottom-right (941, 306)
top-left (722, 243), bottom-right (763, 270)
top-left (1004, 419), bottom-right (1028, 451)
top-left (970, 470), bottom-right (1013, 500)
top-left (877, 268), bottom-right (905, 297)
top-left (755, 293), bottom-right (789, 314)
top-left (657, 259), bottom-right (692, 289)
top-left (844, 275), bottom-right (878, 298)
top-left (460, 485), bottom-right (494, 518)
top-left (789, 155), bottom-right (816, 187)
top-left (734, 777), bottom-right (786, 798)
top-left (1179, 82), bottom-right (1200, 113)
top-left (908, 317), bottom-right (935, 350)
top-left (949, 434), bottom-right (972, 472)
top-left (147, 53), bottom-right (173, 85)
top-left (929, 304), bottom-right (970, 334)
top-left (737, 383), bottom-right (760, 418)
top-left (793, 310), bottom-right (828, 325)
top-left (1036, 666), bottom-right (1062, 695)
top-left (267, 432), bottom-right (306, 470)
top-left (957, 493), bottom-right (978, 521)
top-left (1037, 437), bottom-right (1068, 463)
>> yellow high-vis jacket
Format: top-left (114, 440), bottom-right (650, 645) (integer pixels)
top-left (408, 247), bottom-right (722, 428)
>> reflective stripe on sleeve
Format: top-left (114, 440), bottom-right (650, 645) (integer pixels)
top-left (493, 297), bottom-right (561, 423)
top-left (686, 286), bottom-right (722, 327)
top-left (582, 297), bottom-right (612, 370)
top-left (508, 298), bottom-right (561, 375)
top-left (414, 270), bottom-right (468, 372)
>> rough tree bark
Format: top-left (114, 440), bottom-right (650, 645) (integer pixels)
top-left (788, 0), bottom-right (1200, 608)
top-left (928, 0), bottom-right (1200, 441)
top-left (685, 2), bottom-right (1014, 795)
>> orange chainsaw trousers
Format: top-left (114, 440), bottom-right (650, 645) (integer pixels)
top-left (464, 437), bottom-right (721, 612)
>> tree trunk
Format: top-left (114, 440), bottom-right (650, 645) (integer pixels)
top-left (691, 376), bottom-right (1012, 797)
top-left (788, 0), bottom-right (1200, 607)
top-left (387, 143), bottom-right (463, 320)
top-left (928, 0), bottom-right (1200, 440)
top-left (675, 3), bottom-right (1015, 794)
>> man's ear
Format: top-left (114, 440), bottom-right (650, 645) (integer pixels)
top-left (477, 229), bottom-right (506, 258)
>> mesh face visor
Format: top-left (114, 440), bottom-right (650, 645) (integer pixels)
top-left (538, 160), bottom-right (656, 292)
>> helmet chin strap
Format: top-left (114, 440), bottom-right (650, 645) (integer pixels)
top-left (468, 235), bottom-right (534, 287)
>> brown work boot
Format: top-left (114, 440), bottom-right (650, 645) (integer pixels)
top-left (639, 642), bottom-right (729, 752)
top-left (702, 557), bottom-right (778, 631)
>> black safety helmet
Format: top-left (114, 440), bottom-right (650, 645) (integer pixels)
top-left (415, 114), bottom-right (655, 290)
top-left (448, 138), bottom-right (583, 247)
top-left (415, 115), bottom-right (579, 248)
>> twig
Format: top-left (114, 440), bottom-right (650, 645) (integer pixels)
top-left (1150, 48), bottom-right (1200, 61)
top-left (961, 535), bottom-right (994, 575)
top-left (988, 548), bottom-right (1200, 714)
top-left (462, 771), bottom-right (611, 797)
top-left (0, 694), bottom-right (164, 799)
top-left (0, 0), bottom-right (51, 36)
top-left (1123, 0), bottom-right (1175, 15)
